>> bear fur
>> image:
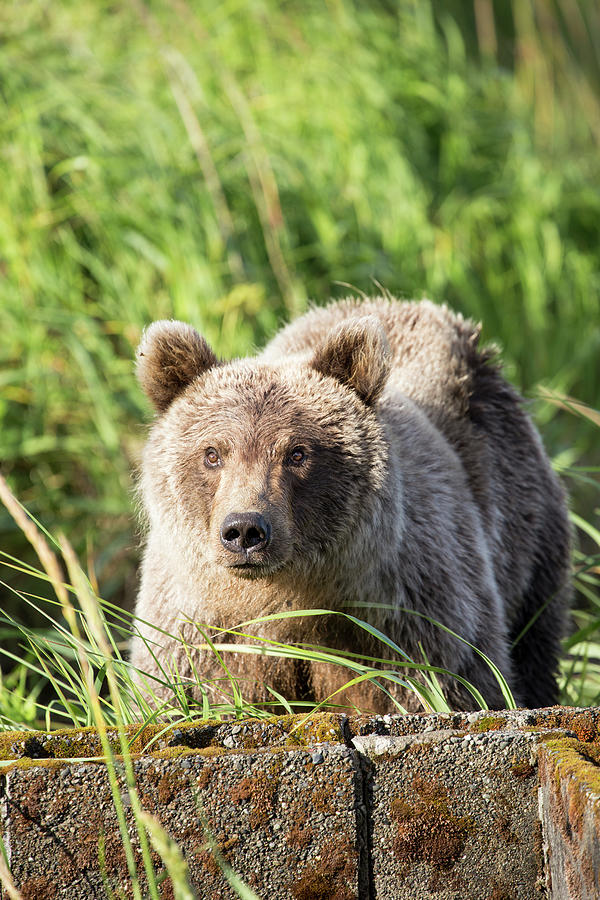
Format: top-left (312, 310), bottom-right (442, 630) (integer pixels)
top-left (130, 297), bottom-right (570, 712)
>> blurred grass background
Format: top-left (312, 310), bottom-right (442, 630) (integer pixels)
top-left (1, 0), bottom-right (599, 694)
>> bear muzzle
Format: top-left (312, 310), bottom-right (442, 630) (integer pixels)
top-left (219, 511), bottom-right (272, 567)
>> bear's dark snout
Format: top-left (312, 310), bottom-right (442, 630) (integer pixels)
top-left (220, 512), bottom-right (271, 554)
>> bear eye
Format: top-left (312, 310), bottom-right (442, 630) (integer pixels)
top-left (204, 447), bottom-right (221, 468)
top-left (288, 446), bottom-right (307, 467)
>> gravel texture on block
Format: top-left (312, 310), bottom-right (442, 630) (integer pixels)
top-left (1, 744), bottom-right (367, 900)
top-left (348, 706), bottom-right (600, 743)
top-left (353, 728), bottom-right (544, 900)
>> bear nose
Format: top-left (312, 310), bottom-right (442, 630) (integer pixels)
top-left (220, 512), bottom-right (271, 554)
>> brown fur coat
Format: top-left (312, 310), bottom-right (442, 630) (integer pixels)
top-left (130, 298), bottom-right (570, 712)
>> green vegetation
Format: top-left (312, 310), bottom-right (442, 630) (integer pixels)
top-left (0, 473), bottom-right (510, 732)
top-left (1, 0), bottom-right (599, 733)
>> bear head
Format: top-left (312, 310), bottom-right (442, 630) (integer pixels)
top-left (136, 316), bottom-right (392, 579)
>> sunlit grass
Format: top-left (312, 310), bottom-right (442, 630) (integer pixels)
top-left (1, 0), bottom-right (599, 637)
top-left (559, 503), bottom-right (600, 708)
top-left (0, 548), bottom-right (506, 733)
top-left (0, 470), bottom-right (519, 736)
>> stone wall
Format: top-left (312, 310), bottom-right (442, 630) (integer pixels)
top-left (1, 707), bottom-right (599, 899)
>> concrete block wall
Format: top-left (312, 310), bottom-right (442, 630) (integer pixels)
top-left (1, 708), bottom-right (600, 899)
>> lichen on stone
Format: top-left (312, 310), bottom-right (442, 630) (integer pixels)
top-left (389, 775), bottom-right (476, 870)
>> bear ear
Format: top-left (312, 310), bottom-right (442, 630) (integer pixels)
top-left (136, 320), bottom-right (219, 412)
top-left (311, 316), bottom-right (391, 404)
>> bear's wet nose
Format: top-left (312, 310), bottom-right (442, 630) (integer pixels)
top-left (220, 512), bottom-right (271, 554)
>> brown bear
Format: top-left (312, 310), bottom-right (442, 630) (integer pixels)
top-left (130, 297), bottom-right (570, 713)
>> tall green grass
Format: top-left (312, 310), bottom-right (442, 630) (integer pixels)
top-left (0, 472), bottom-right (518, 731)
top-left (0, 0), bottom-right (598, 670)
